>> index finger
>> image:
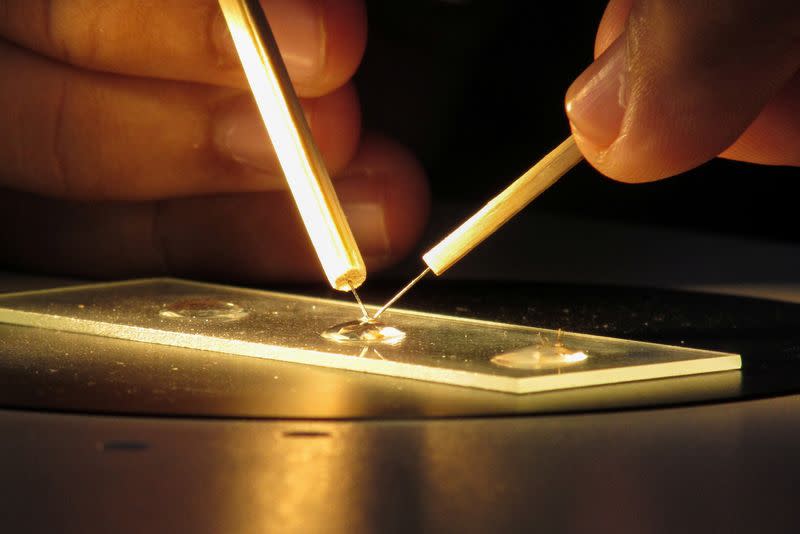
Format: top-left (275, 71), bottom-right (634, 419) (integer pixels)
top-left (0, 0), bottom-right (366, 97)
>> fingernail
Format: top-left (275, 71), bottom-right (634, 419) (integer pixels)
top-left (213, 98), bottom-right (277, 173)
top-left (565, 35), bottom-right (628, 149)
top-left (213, 0), bottom-right (325, 84)
top-left (343, 202), bottom-right (390, 263)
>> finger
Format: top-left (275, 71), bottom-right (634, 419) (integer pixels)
top-left (0, 135), bottom-right (430, 283)
top-left (594, 0), bottom-right (634, 57)
top-left (720, 71), bottom-right (800, 166)
top-left (566, 0), bottom-right (800, 182)
top-left (0, 0), bottom-right (366, 97)
top-left (0, 41), bottom-right (361, 200)
top-left (593, 0), bottom-right (800, 167)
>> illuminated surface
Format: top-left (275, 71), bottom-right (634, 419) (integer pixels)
top-left (0, 279), bottom-right (740, 394)
top-left (321, 320), bottom-right (406, 346)
top-left (218, 0), bottom-right (365, 290)
top-left (491, 333), bottom-right (589, 370)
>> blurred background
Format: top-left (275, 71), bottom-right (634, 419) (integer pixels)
top-left (353, 1), bottom-right (799, 295)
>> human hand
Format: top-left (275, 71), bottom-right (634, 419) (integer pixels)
top-left (0, 0), bottom-right (429, 282)
top-left (565, 0), bottom-right (800, 181)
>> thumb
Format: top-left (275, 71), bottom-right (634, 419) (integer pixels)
top-left (565, 0), bottom-right (800, 182)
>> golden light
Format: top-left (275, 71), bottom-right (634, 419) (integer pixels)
top-left (562, 351), bottom-right (589, 364)
top-left (218, 0), bottom-right (366, 291)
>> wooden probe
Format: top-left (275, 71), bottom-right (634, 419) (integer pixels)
top-left (373, 136), bottom-right (583, 319)
top-left (218, 0), bottom-right (366, 292)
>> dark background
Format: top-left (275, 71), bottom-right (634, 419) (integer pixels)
top-left (355, 1), bottom-right (797, 245)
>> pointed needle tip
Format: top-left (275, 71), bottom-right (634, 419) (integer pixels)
top-left (350, 288), bottom-right (370, 320)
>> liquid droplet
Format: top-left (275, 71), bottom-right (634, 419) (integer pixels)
top-left (321, 319), bottom-right (406, 346)
top-left (159, 298), bottom-right (249, 322)
top-left (491, 343), bottom-right (588, 370)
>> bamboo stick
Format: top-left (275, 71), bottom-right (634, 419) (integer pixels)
top-left (218, 0), bottom-right (366, 291)
top-left (422, 136), bottom-right (583, 275)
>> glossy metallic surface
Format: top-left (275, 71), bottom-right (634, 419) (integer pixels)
top-left (3, 395), bottom-right (800, 533)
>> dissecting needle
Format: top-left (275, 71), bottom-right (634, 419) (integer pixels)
top-left (372, 136), bottom-right (584, 319)
top-left (350, 288), bottom-right (369, 319)
top-left (218, 0), bottom-right (366, 293)
top-left (372, 268), bottom-right (431, 320)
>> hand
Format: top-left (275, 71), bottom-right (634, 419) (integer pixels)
top-left (0, 0), bottom-right (429, 282)
top-left (565, 0), bottom-right (800, 181)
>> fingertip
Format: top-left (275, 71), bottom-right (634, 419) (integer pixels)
top-left (571, 126), bottom-right (698, 184)
top-left (568, 125), bottom-right (638, 184)
top-left (569, 120), bottom-right (675, 184)
top-left (585, 0), bottom-right (800, 183)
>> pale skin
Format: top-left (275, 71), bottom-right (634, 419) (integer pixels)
top-left (0, 0), bottom-right (798, 283)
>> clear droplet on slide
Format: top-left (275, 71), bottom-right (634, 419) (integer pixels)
top-left (491, 342), bottom-right (588, 370)
top-left (321, 319), bottom-right (406, 346)
top-left (159, 298), bottom-right (249, 322)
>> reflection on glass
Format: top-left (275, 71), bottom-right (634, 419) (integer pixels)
top-left (321, 319), bottom-right (406, 346)
top-left (0, 279), bottom-right (741, 394)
